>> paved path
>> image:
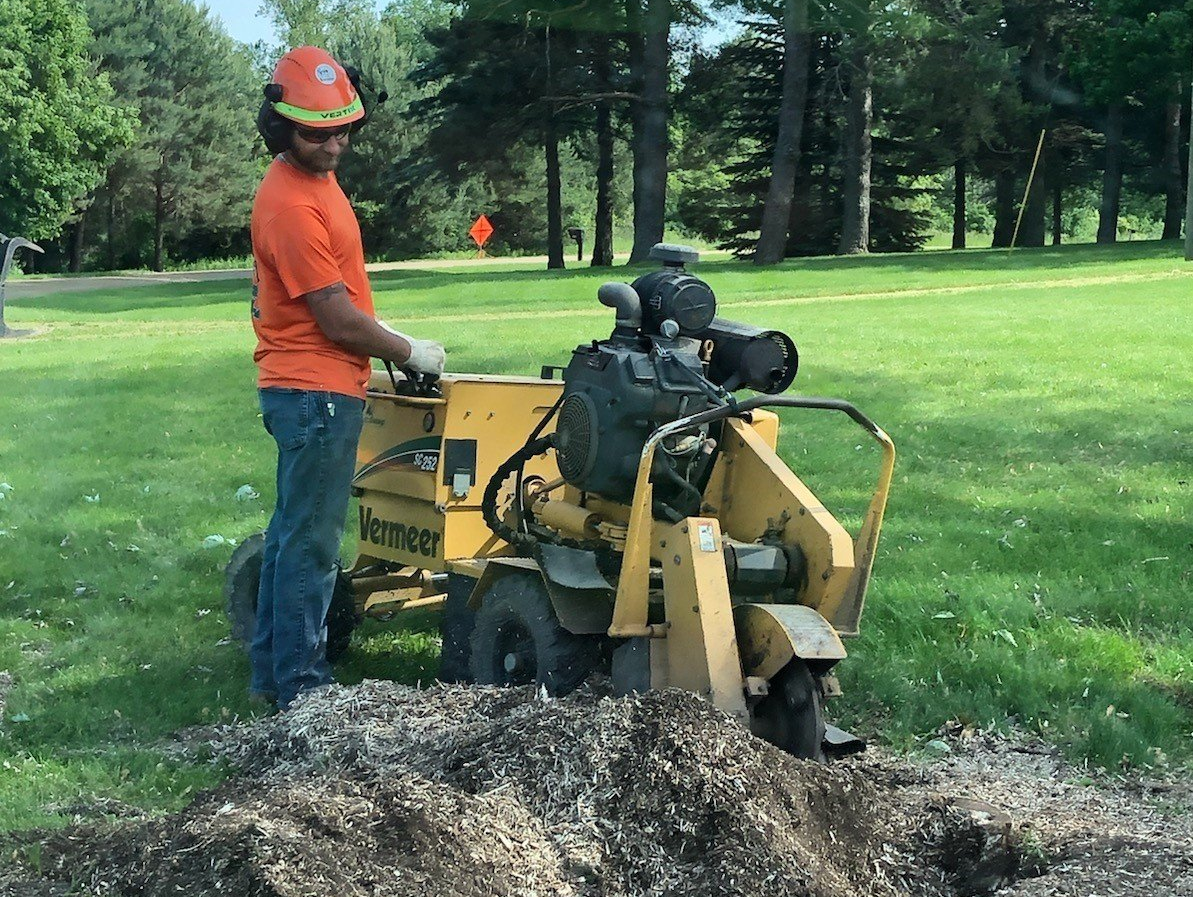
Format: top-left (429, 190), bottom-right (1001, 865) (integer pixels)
top-left (6, 254), bottom-right (631, 300)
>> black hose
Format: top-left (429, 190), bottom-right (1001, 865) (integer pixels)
top-left (515, 392), bottom-right (565, 534)
top-left (653, 500), bottom-right (684, 523)
top-left (482, 429), bottom-right (606, 553)
top-left (654, 456), bottom-right (703, 517)
top-left (482, 435), bottom-right (554, 549)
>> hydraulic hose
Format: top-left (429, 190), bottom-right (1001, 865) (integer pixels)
top-left (482, 435), bottom-right (554, 549)
top-left (516, 392), bottom-right (564, 534)
top-left (482, 431), bottom-right (607, 553)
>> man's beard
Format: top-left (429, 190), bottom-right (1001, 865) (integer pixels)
top-left (288, 143), bottom-right (344, 174)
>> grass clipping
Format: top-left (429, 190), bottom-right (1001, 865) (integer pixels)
top-left (15, 680), bottom-right (1193, 896)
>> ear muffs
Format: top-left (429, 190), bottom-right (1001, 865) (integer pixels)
top-left (256, 83), bottom-right (292, 155)
top-left (343, 66), bottom-right (388, 134)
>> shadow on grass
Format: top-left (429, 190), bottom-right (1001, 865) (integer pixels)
top-left (15, 239), bottom-right (1184, 316)
top-left (0, 611), bottom-right (443, 756)
top-left (800, 359), bottom-right (1190, 613)
top-left (11, 280), bottom-right (252, 315)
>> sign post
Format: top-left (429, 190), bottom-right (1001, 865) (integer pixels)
top-left (469, 215), bottom-right (494, 258)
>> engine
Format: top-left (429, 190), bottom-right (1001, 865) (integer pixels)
top-left (551, 244), bottom-right (798, 517)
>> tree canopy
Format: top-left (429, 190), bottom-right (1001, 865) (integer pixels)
top-left (4, 0), bottom-right (1193, 270)
top-left (0, 0), bottom-right (131, 241)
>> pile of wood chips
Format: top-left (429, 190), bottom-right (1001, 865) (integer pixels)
top-left (2, 680), bottom-right (1190, 896)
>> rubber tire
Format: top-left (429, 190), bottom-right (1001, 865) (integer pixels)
top-left (750, 659), bottom-right (827, 761)
top-left (438, 573), bottom-right (478, 683)
top-left (468, 573), bottom-right (600, 696)
top-left (223, 530), bottom-right (357, 663)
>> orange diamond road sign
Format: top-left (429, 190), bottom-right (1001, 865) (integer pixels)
top-left (469, 214), bottom-right (494, 248)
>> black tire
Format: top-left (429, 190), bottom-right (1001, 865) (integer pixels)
top-left (224, 532), bottom-right (267, 646)
top-left (324, 574), bottom-right (357, 663)
top-left (223, 530), bottom-right (357, 663)
top-left (438, 573), bottom-right (478, 683)
top-left (750, 659), bottom-right (826, 761)
top-left (468, 573), bottom-right (600, 696)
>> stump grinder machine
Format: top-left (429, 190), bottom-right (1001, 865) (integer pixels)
top-left (225, 244), bottom-right (895, 759)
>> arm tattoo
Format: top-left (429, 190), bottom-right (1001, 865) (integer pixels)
top-left (301, 282), bottom-right (347, 304)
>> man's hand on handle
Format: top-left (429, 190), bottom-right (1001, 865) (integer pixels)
top-left (377, 321), bottom-right (446, 377)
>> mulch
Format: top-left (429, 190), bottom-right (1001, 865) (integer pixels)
top-left (1, 681), bottom-right (1189, 896)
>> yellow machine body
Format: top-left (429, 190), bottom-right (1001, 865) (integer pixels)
top-left (351, 371), bottom-right (562, 572)
top-left (347, 369), bottom-right (894, 736)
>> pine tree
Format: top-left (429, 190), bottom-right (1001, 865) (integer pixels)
top-left (86, 0), bottom-right (259, 270)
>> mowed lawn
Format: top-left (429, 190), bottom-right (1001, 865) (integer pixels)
top-left (0, 241), bottom-right (1190, 831)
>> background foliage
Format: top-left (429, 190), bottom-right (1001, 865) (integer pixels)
top-left (0, 0), bottom-right (132, 242)
top-left (2, 0), bottom-right (1191, 270)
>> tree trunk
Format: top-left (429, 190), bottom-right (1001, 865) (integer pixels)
top-left (755, 0), bottom-right (811, 265)
top-left (592, 39), bottom-right (615, 268)
top-left (107, 191), bottom-right (116, 272)
top-left (837, 44), bottom-right (873, 255)
top-left (1097, 102), bottom-right (1125, 244)
top-left (545, 118), bottom-right (565, 270)
top-left (1052, 181), bottom-right (1063, 245)
top-left (1186, 71), bottom-right (1193, 259)
top-left (153, 169), bottom-right (166, 272)
top-left (1020, 34), bottom-right (1048, 249)
top-left (1020, 144), bottom-right (1047, 246)
top-left (69, 205), bottom-right (88, 273)
top-left (625, 0), bottom-right (645, 257)
top-left (1163, 82), bottom-right (1183, 240)
top-left (952, 160), bottom-right (966, 249)
top-left (991, 169), bottom-right (1017, 247)
top-left (628, 0), bottom-right (669, 263)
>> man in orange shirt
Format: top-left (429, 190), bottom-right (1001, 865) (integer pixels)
top-left (249, 46), bottom-right (445, 710)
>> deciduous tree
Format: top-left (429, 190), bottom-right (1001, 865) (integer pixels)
top-left (0, 0), bottom-right (131, 242)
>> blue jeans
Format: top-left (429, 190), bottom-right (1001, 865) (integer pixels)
top-left (251, 388), bottom-right (364, 709)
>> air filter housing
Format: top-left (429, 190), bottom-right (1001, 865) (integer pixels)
top-left (702, 318), bottom-right (798, 394)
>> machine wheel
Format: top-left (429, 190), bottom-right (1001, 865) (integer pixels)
top-left (438, 573), bottom-right (478, 683)
top-left (223, 531), bottom-right (358, 663)
top-left (468, 573), bottom-right (600, 696)
top-left (750, 659), bottom-right (826, 761)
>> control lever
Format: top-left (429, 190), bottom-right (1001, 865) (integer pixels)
top-left (382, 359), bottom-right (441, 397)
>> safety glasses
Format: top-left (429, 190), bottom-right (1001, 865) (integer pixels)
top-left (294, 124), bottom-right (352, 145)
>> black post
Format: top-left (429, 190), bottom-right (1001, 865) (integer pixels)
top-left (567, 227), bottom-right (585, 262)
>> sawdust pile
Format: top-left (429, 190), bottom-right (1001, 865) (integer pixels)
top-left (3, 681), bottom-right (1191, 897)
top-left (13, 682), bottom-right (954, 897)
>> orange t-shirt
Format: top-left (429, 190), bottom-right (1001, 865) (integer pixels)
top-left (250, 157), bottom-right (375, 398)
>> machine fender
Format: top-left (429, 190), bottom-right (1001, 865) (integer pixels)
top-left (467, 554), bottom-right (614, 635)
top-left (734, 603), bottom-right (846, 682)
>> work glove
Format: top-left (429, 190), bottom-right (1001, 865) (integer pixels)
top-left (378, 320), bottom-right (446, 377)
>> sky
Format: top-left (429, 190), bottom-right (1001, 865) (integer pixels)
top-left (205, 0), bottom-right (278, 46)
top-left (203, 0), bottom-right (744, 50)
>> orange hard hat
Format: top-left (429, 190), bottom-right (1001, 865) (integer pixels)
top-left (269, 46), bottom-right (364, 127)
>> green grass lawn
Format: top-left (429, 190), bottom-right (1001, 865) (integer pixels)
top-left (0, 240), bottom-right (1190, 831)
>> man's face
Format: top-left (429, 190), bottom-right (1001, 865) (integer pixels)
top-left (288, 124), bottom-right (351, 174)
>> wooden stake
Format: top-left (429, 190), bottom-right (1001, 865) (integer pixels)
top-left (1010, 129), bottom-right (1047, 252)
